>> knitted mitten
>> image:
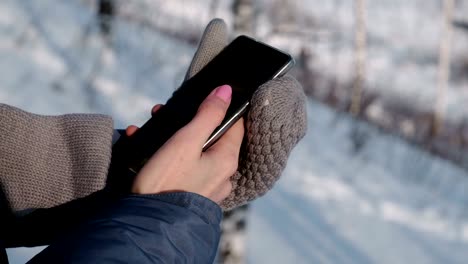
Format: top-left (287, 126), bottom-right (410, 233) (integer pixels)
top-left (184, 19), bottom-right (307, 210)
top-left (0, 104), bottom-right (113, 212)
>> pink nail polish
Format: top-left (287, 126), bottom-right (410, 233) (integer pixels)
top-left (214, 85), bottom-right (232, 103)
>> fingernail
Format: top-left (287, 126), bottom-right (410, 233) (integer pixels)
top-left (214, 85), bottom-right (232, 103)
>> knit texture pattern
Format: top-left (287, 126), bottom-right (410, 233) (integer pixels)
top-left (0, 104), bottom-right (113, 212)
top-left (222, 77), bottom-right (307, 209)
top-left (185, 18), bottom-right (228, 80)
top-left (186, 19), bottom-right (308, 210)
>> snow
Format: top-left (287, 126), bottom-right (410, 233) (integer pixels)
top-left (2, 0), bottom-right (468, 263)
top-left (262, 0), bottom-right (468, 123)
top-left (248, 100), bottom-right (468, 263)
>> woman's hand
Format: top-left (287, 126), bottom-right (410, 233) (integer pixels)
top-left (127, 85), bottom-right (244, 204)
top-left (125, 104), bottom-right (164, 136)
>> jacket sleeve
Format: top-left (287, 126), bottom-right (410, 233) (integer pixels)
top-left (27, 192), bottom-right (223, 264)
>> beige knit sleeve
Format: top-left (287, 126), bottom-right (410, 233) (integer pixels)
top-left (0, 104), bottom-right (114, 213)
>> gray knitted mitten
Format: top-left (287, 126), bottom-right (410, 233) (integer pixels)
top-left (0, 104), bottom-right (113, 212)
top-left (185, 19), bottom-right (307, 210)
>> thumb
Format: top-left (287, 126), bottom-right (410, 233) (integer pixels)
top-left (183, 85), bottom-right (232, 149)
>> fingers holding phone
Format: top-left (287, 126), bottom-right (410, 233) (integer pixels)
top-left (125, 104), bottom-right (164, 136)
top-left (111, 35), bottom-right (292, 176)
top-left (131, 85), bottom-right (244, 204)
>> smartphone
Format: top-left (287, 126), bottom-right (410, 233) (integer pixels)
top-left (110, 35), bottom-right (294, 176)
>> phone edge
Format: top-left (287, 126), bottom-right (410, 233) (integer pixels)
top-left (202, 102), bottom-right (249, 151)
top-left (202, 57), bottom-right (294, 151)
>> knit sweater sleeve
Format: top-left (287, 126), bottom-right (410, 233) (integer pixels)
top-left (0, 103), bottom-right (114, 213)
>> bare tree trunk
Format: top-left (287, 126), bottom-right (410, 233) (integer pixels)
top-left (232, 0), bottom-right (256, 34)
top-left (217, 205), bottom-right (249, 264)
top-left (221, 3), bottom-right (261, 263)
top-left (432, 0), bottom-right (454, 136)
top-left (350, 0), bottom-right (367, 116)
top-left (209, 0), bottom-right (220, 18)
top-left (98, 0), bottom-right (114, 37)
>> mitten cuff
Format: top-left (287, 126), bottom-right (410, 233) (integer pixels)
top-left (0, 104), bottom-right (114, 212)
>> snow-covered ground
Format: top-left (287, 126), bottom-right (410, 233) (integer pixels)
top-left (2, 1), bottom-right (468, 263)
top-left (0, 0), bottom-right (195, 127)
top-left (248, 100), bottom-right (468, 264)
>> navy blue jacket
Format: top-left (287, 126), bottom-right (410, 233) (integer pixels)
top-left (3, 192), bottom-right (222, 263)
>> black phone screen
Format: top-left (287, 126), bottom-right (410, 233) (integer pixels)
top-left (112, 35), bottom-right (292, 172)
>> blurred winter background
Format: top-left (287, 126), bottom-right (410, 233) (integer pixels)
top-left (2, 0), bottom-right (468, 263)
